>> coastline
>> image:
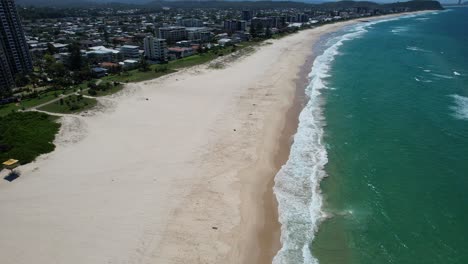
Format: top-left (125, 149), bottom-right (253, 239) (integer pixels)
top-left (0, 11), bottom-right (430, 264)
top-left (271, 10), bottom-right (434, 264)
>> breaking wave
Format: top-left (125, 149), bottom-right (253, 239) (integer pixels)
top-left (450, 95), bottom-right (468, 120)
top-left (406, 46), bottom-right (430, 52)
top-left (273, 12), bottom-right (439, 264)
top-left (273, 20), bottom-right (376, 264)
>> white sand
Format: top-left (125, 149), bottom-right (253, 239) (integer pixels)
top-left (0, 14), bottom-right (419, 264)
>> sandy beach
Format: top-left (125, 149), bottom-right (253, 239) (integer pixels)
top-left (0, 13), bottom-right (419, 264)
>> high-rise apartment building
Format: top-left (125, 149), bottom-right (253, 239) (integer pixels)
top-left (158, 27), bottom-right (187, 44)
top-left (242, 10), bottom-right (254, 21)
top-left (223, 20), bottom-right (246, 33)
top-left (144, 36), bottom-right (167, 62)
top-left (0, 0), bottom-right (33, 94)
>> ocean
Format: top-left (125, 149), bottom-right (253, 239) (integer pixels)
top-left (273, 7), bottom-right (468, 264)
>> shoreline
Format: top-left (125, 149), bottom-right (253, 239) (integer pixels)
top-left (259, 48), bottom-right (314, 264)
top-left (0, 11), bottom-right (431, 264)
top-left (269, 10), bottom-right (434, 264)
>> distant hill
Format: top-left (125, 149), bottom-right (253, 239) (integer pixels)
top-left (16, 0), bottom-right (91, 7)
top-left (143, 0), bottom-right (443, 10)
top-left (15, 0), bottom-right (444, 10)
top-left (15, 0), bottom-right (150, 7)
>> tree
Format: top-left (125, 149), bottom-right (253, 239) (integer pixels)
top-left (42, 53), bottom-right (56, 71)
top-left (256, 23), bottom-right (264, 37)
top-left (249, 25), bottom-right (257, 38)
top-left (47, 43), bottom-right (57, 55)
top-left (138, 58), bottom-right (150, 72)
top-left (104, 29), bottom-right (110, 43)
top-left (265, 26), bottom-right (272, 39)
top-left (68, 42), bottom-right (83, 71)
top-left (73, 64), bottom-right (91, 83)
top-left (145, 25), bottom-right (154, 35)
top-left (47, 62), bottom-right (67, 78)
top-left (15, 73), bottom-right (30, 87)
top-left (197, 45), bottom-right (205, 54)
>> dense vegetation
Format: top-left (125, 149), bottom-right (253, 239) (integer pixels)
top-left (0, 112), bottom-right (60, 165)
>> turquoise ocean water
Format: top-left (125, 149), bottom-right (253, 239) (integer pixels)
top-left (274, 8), bottom-right (468, 264)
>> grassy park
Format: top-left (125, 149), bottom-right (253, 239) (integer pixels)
top-left (0, 87), bottom-right (84, 117)
top-left (0, 90), bottom-right (67, 117)
top-left (103, 67), bottom-right (174, 83)
top-left (38, 94), bottom-right (97, 114)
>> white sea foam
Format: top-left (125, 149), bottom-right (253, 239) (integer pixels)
top-left (272, 11), bottom-right (440, 264)
top-left (391, 26), bottom-right (409, 34)
top-left (415, 17), bottom-right (430, 21)
top-left (453, 71), bottom-right (461, 76)
top-left (273, 23), bottom-right (372, 264)
top-left (432, 73), bottom-right (454, 79)
top-left (415, 76), bottom-right (433, 83)
top-left (406, 46), bottom-right (430, 52)
top-left (450, 95), bottom-right (468, 120)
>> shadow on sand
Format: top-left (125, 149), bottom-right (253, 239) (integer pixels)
top-left (4, 171), bottom-right (20, 182)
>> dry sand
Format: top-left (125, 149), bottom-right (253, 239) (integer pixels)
top-left (0, 13), bottom-right (420, 264)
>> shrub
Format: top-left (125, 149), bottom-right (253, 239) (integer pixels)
top-left (0, 112), bottom-right (60, 164)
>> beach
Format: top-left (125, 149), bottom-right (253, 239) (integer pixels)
top-left (0, 13), bottom-right (419, 264)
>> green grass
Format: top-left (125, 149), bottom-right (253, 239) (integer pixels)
top-left (0, 103), bottom-right (20, 117)
top-left (38, 95), bottom-right (97, 114)
top-left (0, 89), bottom-right (80, 117)
top-left (169, 54), bottom-right (218, 68)
top-left (91, 84), bottom-right (124, 96)
top-left (0, 112), bottom-right (60, 165)
top-left (0, 90), bottom-right (62, 117)
top-left (103, 68), bottom-right (175, 83)
top-left (169, 46), bottom-right (241, 69)
top-left (20, 91), bottom-right (62, 108)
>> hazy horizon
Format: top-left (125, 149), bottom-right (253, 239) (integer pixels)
top-left (14, 0), bottom-right (462, 5)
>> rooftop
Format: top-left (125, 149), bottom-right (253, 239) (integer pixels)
top-left (3, 159), bottom-right (19, 167)
top-left (120, 45), bottom-right (139, 49)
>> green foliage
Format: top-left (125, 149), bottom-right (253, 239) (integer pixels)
top-left (38, 95), bottom-right (97, 114)
top-left (15, 73), bottom-right (30, 87)
top-left (0, 112), bottom-right (60, 165)
top-left (87, 81), bottom-right (123, 96)
top-left (265, 26), bottom-right (272, 39)
top-left (68, 42), bottom-right (83, 71)
top-left (47, 61), bottom-right (67, 78)
top-left (154, 65), bottom-right (169, 73)
top-left (46, 43), bottom-right (57, 55)
top-left (138, 58), bottom-right (151, 72)
top-left (88, 89), bottom-right (98, 96)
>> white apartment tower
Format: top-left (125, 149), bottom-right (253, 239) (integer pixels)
top-left (144, 36), bottom-right (168, 62)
